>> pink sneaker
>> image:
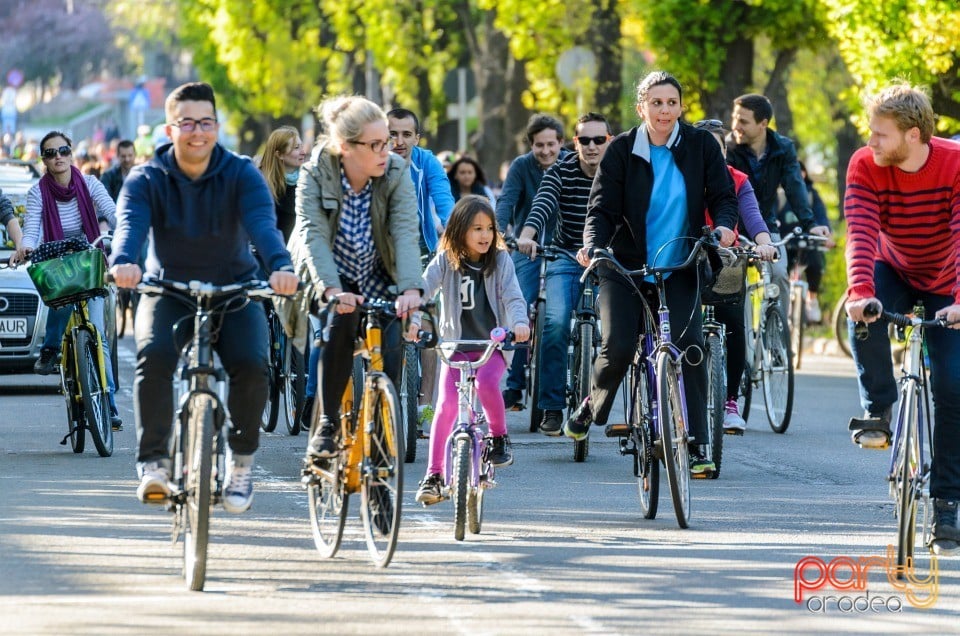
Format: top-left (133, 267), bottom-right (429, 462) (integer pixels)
top-left (723, 399), bottom-right (746, 434)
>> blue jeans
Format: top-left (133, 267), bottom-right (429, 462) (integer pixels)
top-left (849, 261), bottom-right (960, 499)
top-left (504, 250), bottom-right (539, 392)
top-left (43, 297), bottom-right (117, 410)
top-left (306, 314), bottom-right (322, 399)
top-left (537, 256), bottom-right (585, 411)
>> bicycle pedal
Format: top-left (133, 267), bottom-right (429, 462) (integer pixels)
top-left (723, 429), bottom-right (745, 436)
top-left (691, 471), bottom-right (713, 480)
top-left (604, 423), bottom-right (630, 437)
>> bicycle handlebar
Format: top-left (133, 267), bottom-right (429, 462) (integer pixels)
top-left (435, 330), bottom-right (528, 370)
top-left (130, 276), bottom-right (278, 300)
top-left (580, 228), bottom-right (720, 284)
top-left (504, 237), bottom-right (560, 261)
top-left (862, 302), bottom-right (952, 330)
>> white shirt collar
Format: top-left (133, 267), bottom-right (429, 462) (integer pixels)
top-left (631, 122), bottom-right (680, 161)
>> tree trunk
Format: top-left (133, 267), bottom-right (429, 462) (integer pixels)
top-left (588, 0), bottom-right (622, 132)
top-left (702, 33), bottom-right (753, 124)
top-left (834, 116), bottom-right (861, 220)
top-left (763, 48), bottom-right (797, 141)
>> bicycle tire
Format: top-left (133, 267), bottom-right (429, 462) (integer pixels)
top-left (306, 388), bottom-right (349, 559)
top-left (282, 341), bottom-right (306, 436)
top-left (115, 288), bottom-right (128, 339)
top-left (657, 352), bottom-right (690, 528)
top-left (572, 321), bottom-right (593, 463)
top-left (631, 363), bottom-right (658, 519)
top-left (261, 317), bottom-right (282, 433)
top-left (452, 435), bottom-right (471, 542)
top-left (834, 291), bottom-right (853, 359)
top-left (528, 301), bottom-right (546, 432)
top-left (705, 333), bottom-right (725, 478)
top-left (183, 393), bottom-right (215, 591)
top-left (401, 343), bottom-right (420, 462)
top-left (76, 329), bottom-right (113, 457)
top-left (761, 307), bottom-right (794, 433)
top-left (360, 376), bottom-right (403, 567)
top-left (790, 286), bottom-right (805, 370)
top-left (467, 485), bottom-right (484, 535)
top-left (60, 340), bottom-right (84, 454)
top-left (739, 364), bottom-right (753, 424)
top-left (105, 290), bottom-right (120, 391)
top-left (895, 383), bottom-right (921, 576)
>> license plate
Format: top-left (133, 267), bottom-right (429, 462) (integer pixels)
top-left (0, 317), bottom-right (28, 338)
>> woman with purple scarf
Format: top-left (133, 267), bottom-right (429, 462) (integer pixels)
top-left (21, 130), bottom-right (121, 429)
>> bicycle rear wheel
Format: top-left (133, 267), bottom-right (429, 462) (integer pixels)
top-left (894, 383), bottom-right (921, 575)
top-left (657, 352), bottom-right (690, 529)
top-left (306, 388), bottom-right (349, 558)
top-left (704, 333), bottom-right (725, 478)
top-left (834, 292), bottom-right (853, 359)
top-left (761, 307), bottom-right (794, 433)
top-left (282, 340), bottom-right (306, 435)
top-left (631, 363), bottom-right (659, 519)
top-left (789, 285), bottom-right (805, 370)
top-left (360, 376), bottom-right (403, 567)
top-left (400, 342), bottom-right (420, 462)
top-left (452, 435), bottom-right (471, 541)
top-left (528, 300), bottom-right (546, 432)
top-left (468, 453), bottom-right (487, 535)
top-left (261, 319), bottom-right (281, 432)
top-left (738, 364), bottom-right (753, 424)
top-left (76, 329), bottom-right (113, 457)
top-left (182, 393), bottom-right (215, 591)
top-left (571, 321), bottom-right (593, 463)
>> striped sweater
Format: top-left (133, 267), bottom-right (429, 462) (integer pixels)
top-left (523, 153), bottom-right (592, 251)
top-left (844, 137), bottom-right (960, 303)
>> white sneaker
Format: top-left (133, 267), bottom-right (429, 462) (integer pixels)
top-left (722, 399), bottom-right (746, 434)
top-left (805, 298), bottom-right (822, 323)
top-left (137, 462), bottom-right (172, 503)
top-left (222, 455), bottom-right (254, 514)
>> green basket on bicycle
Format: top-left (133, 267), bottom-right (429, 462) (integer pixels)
top-left (27, 248), bottom-right (108, 309)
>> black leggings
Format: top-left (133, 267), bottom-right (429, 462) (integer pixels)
top-left (714, 299), bottom-right (746, 400)
top-left (591, 268), bottom-right (708, 444)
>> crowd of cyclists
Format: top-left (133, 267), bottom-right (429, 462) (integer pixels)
top-left (3, 71), bottom-right (959, 557)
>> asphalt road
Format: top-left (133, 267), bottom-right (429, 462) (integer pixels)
top-left (1, 338), bottom-right (958, 634)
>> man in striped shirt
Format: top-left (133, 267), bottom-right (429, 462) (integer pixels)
top-left (844, 82), bottom-right (960, 555)
top-left (516, 113), bottom-right (612, 434)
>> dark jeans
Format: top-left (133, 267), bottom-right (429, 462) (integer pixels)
top-left (134, 293), bottom-right (269, 463)
top-left (591, 268), bottom-right (708, 444)
top-left (318, 307), bottom-right (402, 422)
top-left (786, 246), bottom-right (825, 293)
top-left (850, 261), bottom-right (960, 499)
top-left (714, 298), bottom-right (746, 399)
top-left (504, 251), bottom-right (539, 392)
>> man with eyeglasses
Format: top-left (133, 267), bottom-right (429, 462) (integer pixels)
top-left (514, 113), bottom-right (612, 434)
top-left (496, 113), bottom-right (570, 410)
top-left (386, 108), bottom-right (455, 428)
top-left (108, 82), bottom-right (299, 514)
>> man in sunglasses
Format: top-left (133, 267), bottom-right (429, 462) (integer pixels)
top-left (515, 113), bottom-right (612, 435)
top-left (108, 82), bottom-right (298, 514)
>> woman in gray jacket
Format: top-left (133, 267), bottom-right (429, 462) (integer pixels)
top-left (289, 95), bottom-right (423, 459)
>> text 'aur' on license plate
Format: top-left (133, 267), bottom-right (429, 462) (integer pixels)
top-left (0, 317), bottom-right (28, 338)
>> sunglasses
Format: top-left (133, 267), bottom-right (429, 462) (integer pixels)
top-left (170, 117), bottom-right (218, 133)
top-left (41, 145), bottom-right (72, 160)
top-left (576, 135), bottom-right (610, 147)
top-left (693, 119), bottom-right (725, 130)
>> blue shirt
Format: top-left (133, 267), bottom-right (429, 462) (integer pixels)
top-left (645, 145), bottom-right (688, 280)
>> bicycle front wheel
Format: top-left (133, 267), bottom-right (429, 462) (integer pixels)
top-left (528, 300), bottom-right (546, 432)
top-left (360, 376), bottom-right (403, 567)
top-left (60, 339), bottom-right (84, 454)
top-left (894, 382), bottom-right (921, 575)
top-left (306, 398), bottom-right (349, 559)
top-left (704, 333), bottom-right (725, 478)
top-left (76, 329), bottom-right (113, 457)
top-left (789, 286), bottom-right (805, 370)
top-left (452, 435), bottom-right (471, 542)
top-left (261, 334), bottom-right (281, 433)
top-left (183, 393), bottom-right (215, 591)
top-left (401, 343), bottom-right (420, 462)
top-left (572, 321), bottom-right (593, 463)
top-left (631, 363), bottom-right (659, 519)
top-left (282, 340), bottom-right (306, 436)
top-left (761, 307), bottom-right (794, 433)
top-left (656, 352), bottom-right (690, 528)
top-left (833, 291), bottom-right (853, 359)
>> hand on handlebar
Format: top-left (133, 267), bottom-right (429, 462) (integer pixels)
top-left (845, 295), bottom-right (880, 324)
top-left (714, 226), bottom-right (736, 248)
top-left (269, 270), bottom-right (299, 296)
top-left (576, 246), bottom-right (591, 268)
top-left (512, 324), bottom-right (530, 343)
top-left (325, 288), bottom-right (364, 314)
top-left (754, 243), bottom-right (778, 261)
top-left (109, 263), bottom-right (143, 289)
top-left (516, 236), bottom-right (539, 259)
top-left (935, 303), bottom-right (960, 329)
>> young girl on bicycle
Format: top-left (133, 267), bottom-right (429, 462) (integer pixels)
top-left (411, 195), bottom-right (530, 505)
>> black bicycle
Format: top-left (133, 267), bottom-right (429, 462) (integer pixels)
top-left (260, 299), bottom-right (306, 435)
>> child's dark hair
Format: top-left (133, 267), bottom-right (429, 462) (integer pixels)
top-left (439, 195), bottom-right (505, 275)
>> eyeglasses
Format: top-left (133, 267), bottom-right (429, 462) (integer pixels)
top-left (169, 117), bottom-right (218, 133)
top-left (693, 119), bottom-right (725, 130)
top-left (350, 138), bottom-right (394, 153)
top-left (41, 145), bottom-right (72, 160)
top-left (576, 135), bottom-right (610, 147)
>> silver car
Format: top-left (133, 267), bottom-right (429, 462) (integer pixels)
top-left (1, 159), bottom-right (49, 372)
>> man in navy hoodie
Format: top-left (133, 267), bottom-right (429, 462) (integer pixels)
top-left (109, 82), bottom-right (298, 513)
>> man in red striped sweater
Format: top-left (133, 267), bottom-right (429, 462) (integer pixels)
top-left (844, 82), bottom-right (960, 556)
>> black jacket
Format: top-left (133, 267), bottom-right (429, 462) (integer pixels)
top-left (726, 129), bottom-right (814, 232)
top-left (585, 122), bottom-right (739, 270)
top-left (99, 165), bottom-right (125, 202)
